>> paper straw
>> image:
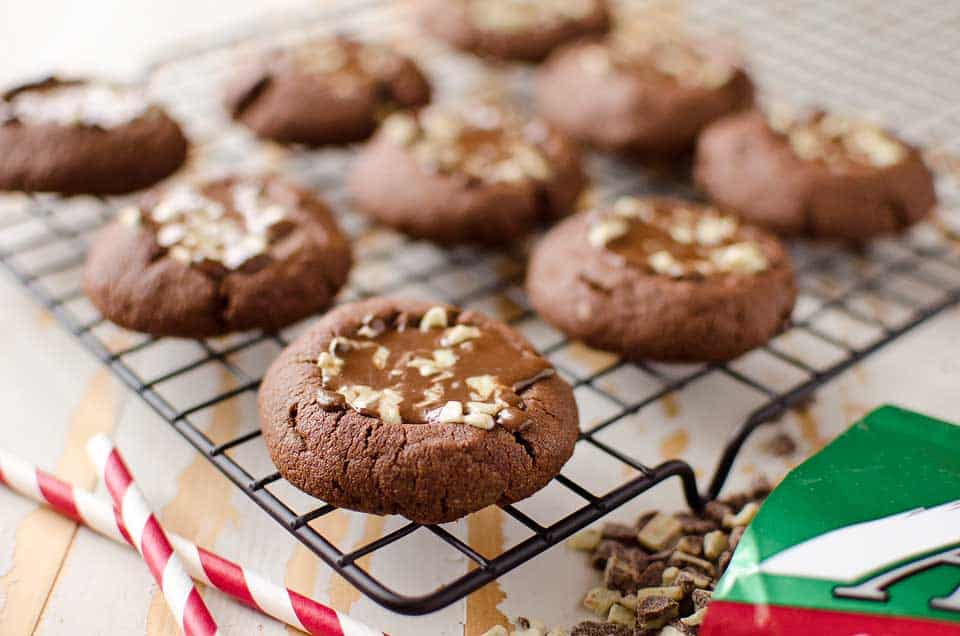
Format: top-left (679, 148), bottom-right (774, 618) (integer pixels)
top-left (86, 434), bottom-right (220, 636)
top-left (0, 446), bottom-right (383, 636)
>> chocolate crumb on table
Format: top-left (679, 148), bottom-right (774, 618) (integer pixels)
top-left (762, 431), bottom-right (797, 457)
top-left (571, 623), bottom-right (632, 636)
top-left (483, 617), bottom-right (571, 636)
top-left (568, 478), bottom-right (770, 635)
top-left (481, 480), bottom-right (769, 636)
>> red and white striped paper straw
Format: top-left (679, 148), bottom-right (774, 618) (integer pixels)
top-left (0, 447), bottom-right (384, 636)
top-left (86, 434), bottom-right (219, 636)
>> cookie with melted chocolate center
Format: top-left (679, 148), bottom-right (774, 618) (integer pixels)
top-left (526, 197), bottom-right (796, 361)
top-left (84, 175), bottom-right (351, 338)
top-left (694, 109), bottom-right (936, 239)
top-left (535, 29), bottom-right (753, 155)
top-left (0, 77), bottom-right (188, 195)
top-left (258, 297), bottom-right (579, 524)
top-left (226, 37), bottom-right (430, 146)
top-left (420, 0), bottom-right (610, 62)
top-left (347, 102), bottom-right (586, 244)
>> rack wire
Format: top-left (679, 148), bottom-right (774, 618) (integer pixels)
top-left (2, 0), bottom-right (960, 616)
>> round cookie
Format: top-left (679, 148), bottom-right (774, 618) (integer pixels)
top-left (694, 109), bottom-right (937, 240)
top-left (84, 175), bottom-right (351, 338)
top-left (420, 0), bottom-right (609, 62)
top-left (527, 197), bottom-right (796, 362)
top-left (348, 102), bottom-right (586, 244)
top-left (535, 29), bottom-right (753, 155)
top-left (0, 77), bottom-right (188, 195)
top-left (258, 298), bottom-right (579, 524)
top-left (226, 37), bottom-right (431, 146)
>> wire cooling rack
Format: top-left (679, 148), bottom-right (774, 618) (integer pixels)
top-left (2, 0), bottom-right (960, 616)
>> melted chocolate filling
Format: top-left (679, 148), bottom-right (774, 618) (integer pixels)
top-left (317, 309), bottom-right (554, 426)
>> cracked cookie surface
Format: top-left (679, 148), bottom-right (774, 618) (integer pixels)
top-left (83, 175), bottom-right (351, 338)
top-left (258, 297), bottom-right (579, 524)
top-left (526, 197), bottom-right (796, 362)
top-left (694, 109), bottom-right (937, 239)
top-left (225, 36), bottom-right (430, 146)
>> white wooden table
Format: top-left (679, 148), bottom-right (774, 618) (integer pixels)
top-left (2, 2), bottom-right (960, 635)
top-left (2, 262), bottom-right (959, 636)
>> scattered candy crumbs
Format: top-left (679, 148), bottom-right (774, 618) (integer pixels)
top-left (480, 479), bottom-right (771, 636)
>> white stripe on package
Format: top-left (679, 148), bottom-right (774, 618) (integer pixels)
top-left (760, 499), bottom-right (960, 582)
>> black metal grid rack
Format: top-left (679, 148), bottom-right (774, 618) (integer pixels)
top-left (2, 0), bottom-right (960, 616)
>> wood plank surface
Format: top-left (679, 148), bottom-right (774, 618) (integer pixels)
top-left (2, 1), bottom-right (960, 634)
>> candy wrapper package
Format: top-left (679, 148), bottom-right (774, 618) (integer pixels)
top-left (702, 405), bottom-right (960, 635)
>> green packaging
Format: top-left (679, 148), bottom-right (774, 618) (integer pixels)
top-left (702, 405), bottom-right (960, 635)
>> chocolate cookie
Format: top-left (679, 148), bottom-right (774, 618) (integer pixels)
top-left (84, 175), bottom-right (351, 338)
top-left (258, 297), bottom-right (579, 524)
top-left (526, 197), bottom-right (796, 362)
top-left (535, 29), bottom-right (753, 155)
top-left (694, 108), bottom-right (937, 240)
top-left (348, 102), bottom-right (586, 244)
top-left (0, 77), bottom-right (188, 195)
top-left (420, 0), bottom-right (610, 62)
top-left (226, 37), bottom-right (431, 146)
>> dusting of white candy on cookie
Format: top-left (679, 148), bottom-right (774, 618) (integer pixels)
top-left (120, 182), bottom-right (289, 269)
top-left (1, 83), bottom-right (151, 128)
top-left (380, 104), bottom-right (555, 184)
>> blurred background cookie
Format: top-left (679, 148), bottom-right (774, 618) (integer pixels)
top-left (258, 297), bottom-right (579, 524)
top-left (420, 0), bottom-right (609, 62)
top-left (536, 26), bottom-right (753, 155)
top-left (694, 108), bottom-right (937, 239)
top-left (226, 36), bottom-right (431, 146)
top-left (0, 77), bottom-right (188, 195)
top-left (348, 101), bottom-right (585, 244)
top-left (85, 175), bottom-right (351, 338)
top-left (527, 197), bottom-right (796, 361)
